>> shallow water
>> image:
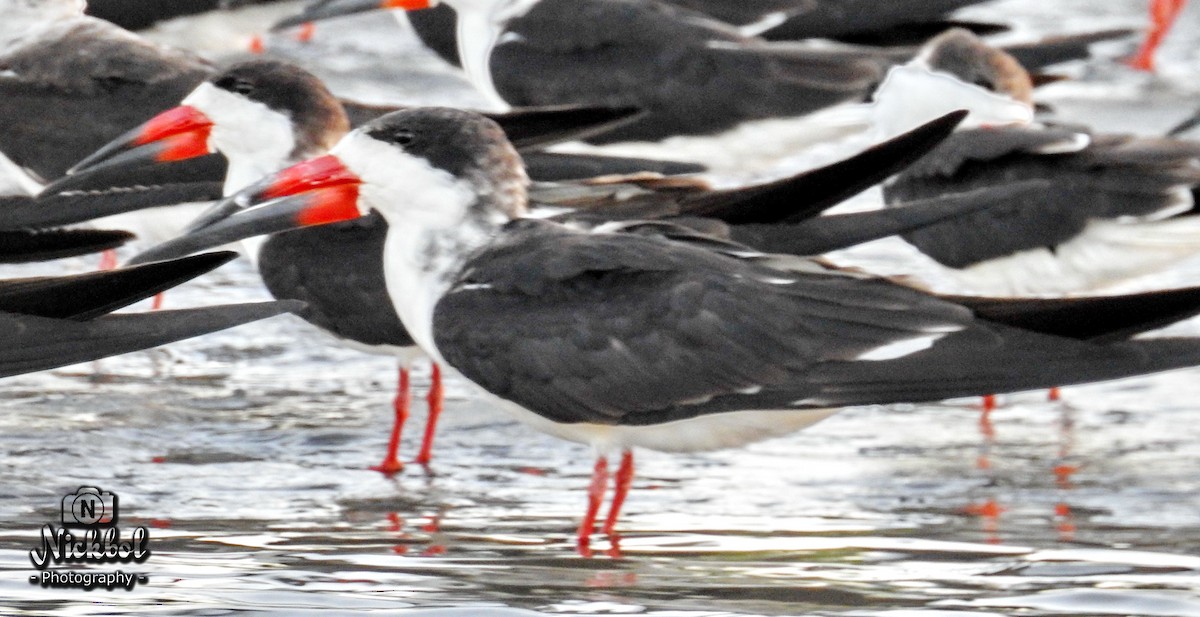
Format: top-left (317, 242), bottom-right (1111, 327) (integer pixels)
top-left (4, 0), bottom-right (1200, 615)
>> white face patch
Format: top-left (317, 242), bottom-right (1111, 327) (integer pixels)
top-left (332, 131), bottom-right (478, 230)
top-left (182, 82), bottom-right (297, 194)
top-left (332, 130), bottom-right (488, 361)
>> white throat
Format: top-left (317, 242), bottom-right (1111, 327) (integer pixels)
top-left (182, 82), bottom-right (298, 195)
top-left (331, 131), bottom-right (497, 361)
top-left (182, 82), bottom-right (302, 266)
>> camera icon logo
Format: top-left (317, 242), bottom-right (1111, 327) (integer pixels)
top-left (61, 487), bottom-right (119, 526)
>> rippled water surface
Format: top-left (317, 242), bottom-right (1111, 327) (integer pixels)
top-left (3, 0), bottom-right (1200, 614)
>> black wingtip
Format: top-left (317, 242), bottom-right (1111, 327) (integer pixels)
top-left (1004, 28), bottom-right (1137, 71)
top-left (491, 105), bottom-right (650, 150)
top-left (952, 285), bottom-right (1200, 343)
top-left (0, 251), bottom-right (239, 321)
top-left (731, 179), bottom-right (1049, 256)
top-left (0, 300), bottom-right (305, 380)
top-left (1168, 108), bottom-right (1200, 138)
top-left (680, 109), bottom-right (967, 225)
top-left (0, 229), bottom-right (134, 263)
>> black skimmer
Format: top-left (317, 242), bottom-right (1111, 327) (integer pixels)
top-left (876, 29), bottom-right (1200, 296)
top-left (85, 1), bottom-right (306, 56)
top-left (0, 1), bottom-right (663, 192)
top-left (283, 0), bottom-right (1123, 73)
top-left (55, 59), bottom-right (725, 472)
top-left (435, 1), bottom-right (1121, 70)
top-left (274, 0), bottom-right (1128, 172)
top-left (64, 59), bottom-right (439, 474)
top-left (141, 107), bottom-right (1200, 554)
top-left (1, 251), bottom-right (302, 378)
top-left (279, 0), bottom-right (886, 168)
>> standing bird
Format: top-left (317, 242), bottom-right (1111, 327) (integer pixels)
top-left (88, 60), bottom-right (997, 472)
top-left (274, 0), bottom-right (1129, 171)
top-left (63, 60), bottom-right (439, 474)
top-left (60, 60), bottom-right (710, 472)
top-left (145, 108), bottom-right (1200, 555)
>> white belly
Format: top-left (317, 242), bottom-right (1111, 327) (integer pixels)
top-left (485, 390), bottom-right (839, 454)
top-left (946, 217), bottom-right (1200, 295)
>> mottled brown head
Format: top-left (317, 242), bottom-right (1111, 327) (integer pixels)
top-left (210, 59), bottom-right (350, 158)
top-left (920, 28), bottom-right (1033, 104)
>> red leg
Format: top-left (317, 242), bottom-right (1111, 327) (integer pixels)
top-left (602, 450), bottom-right (634, 537)
top-left (92, 249), bottom-right (119, 372)
top-left (151, 292), bottom-right (165, 310)
top-left (370, 365), bottom-right (410, 475)
top-left (414, 363), bottom-right (443, 466)
top-left (577, 456), bottom-right (609, 557)
top-left (976, 403), bottom-right (996, 470)
top-left (295, 22), bottom-right (316, 43)
top-left (98, 249), bottom-right (118, 271)
top-left (1047, 387), bottom-right (1061, 402)
top-left (1130, 0), bottom-right (1187, 71)
top-left (981, 394), bottom-right (997, 413)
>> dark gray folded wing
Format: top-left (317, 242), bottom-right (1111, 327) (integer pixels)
top-left (885, 126), bottom-right (1200, 267)
top-left (491, 0), bottom-right (879, 141)
top-left (433, 220), bottom-right (972, 425)
top-left (0, 183), bottom-right (223, 231)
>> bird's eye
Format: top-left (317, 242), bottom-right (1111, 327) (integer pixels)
top-left (216, 75), bottom-right (256, 95)
top-left (231, 78), bottom-right (256, 95)
top-left (393, 129), bottom-right (415, 146)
